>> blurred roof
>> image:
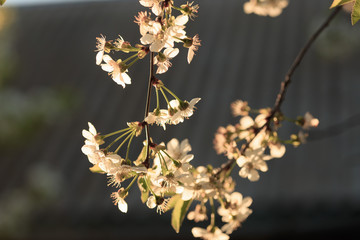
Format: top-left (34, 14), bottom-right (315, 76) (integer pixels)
top-left (4, 0), bottom-right (99, 7)
top-left (1, 0), bottom-right (360, 239)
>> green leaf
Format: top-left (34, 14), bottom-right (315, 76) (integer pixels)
top-left (166, 195), bottom-right (181, 212)
top-left (352, 0), bottom-right (360, 24)
top-left (134, 145), bottom-right (147, 166)
top-left (0, 0), bottom-right (6, 6)
top-left (89, 164), bottom-right (105, 174)
top-left (137, 176), bottom-right (149, 203)
top-left (171, 198), bottom-right (193, 233)
top-left (330, 0), bottom-right (354, 8)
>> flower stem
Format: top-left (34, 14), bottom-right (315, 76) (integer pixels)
top-left (122, 52), bottom-right (139, 63)
top-left (162, 86), bottom-right (182, 102)
top-left (125, 132), bottom-right (136, 160)
top-left (125, 174), bottom-right (138, 192)
top-left (145, 176), bottom-right (157, 197)
top-left (158, 152), bottom-right (169, 173)
top-left (160, 88), bottom-right (170, 106)
top-left (161, 150), bottom-right (179, 165)
top-left (126, 57), bottom-right (140, 69)
top-left (105, 129), bottom-right (133, 151)
top-left (156, 88), bottom-right (160, 110)
top-left (115, 131), bottom-right (134, 154)
top-left (103, 127), bottom-right (131, 139)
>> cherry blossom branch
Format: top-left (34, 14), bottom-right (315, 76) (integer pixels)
top-left (143, 52), bottom-right (154, 168)
top-left (214, 6), bottom-right (341, 177)
top-left (270, 6), bottom-right (342, 117)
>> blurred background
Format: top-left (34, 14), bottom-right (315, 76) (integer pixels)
top-left (0, 0), bottom-right (360, 239)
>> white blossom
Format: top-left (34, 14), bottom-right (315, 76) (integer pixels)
top-left (231, 100), bottom-right (249, 116)
top-left (154, 47), bottom-right (179, 74)
top-left (146, 195), bottom-right (169, 214)
top-left (303, 112), bottom-right (319, 130)
top-left (186, 34), bottom-right (201, 63)
top-left (164, 138), bottom-right (194, 173)
top-left (95, 34), bottom-right (106, 65)
top-left (82, 122), bottom-right (103, 146)
top-left (218, 192), bottom-right (253, 234)
top-left (169, 98), bottom-right (201, 124)
top-left (145, 109), bottom-right (171, 129)
top-left (111, 188), bottom-right (128, 213)
top-left (187, 204), bottom-right (208, 222)
top-left (236, 147), bottom-right (272, 182)
top-left (139, 0), bottom-right (165, 16)
top-left (101, 55), bottom-right (131, 88)
top-left (181, 166), bottom-right (215, 201)
top-left (269, 142), bottom-right (286, 158)
top-left (244, 0), bottom-right (289, 17)
top-left (192, 226), bottom-right (229, 240)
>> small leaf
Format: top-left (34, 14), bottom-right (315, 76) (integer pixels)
top-left (137, 176), bottom-right (149, 203)
top-left (89, 164), bottom-right (105, 174)
top-left (330, 0), bottom-right (354, 8)
top-left (0, 0), bottom-right (6, 6)
top-left (166, 195), bottom-right (181, 212)
top-left (134, 145), bottom-right (147, 166)
top-left (352, 0), bottom-right (360, 24)
top-left (171, 198), bottom-right (193, 233)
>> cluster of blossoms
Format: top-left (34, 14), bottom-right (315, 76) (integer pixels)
top-left (84, 1), bottom-right (254, 239)
top-left (244, 0), bottom-right (289, 17)
top-left (82, 1), bottom-right (322, 239)
top-left (82, 121), bottom-right (253, 239)
top-left (214, 100), bottom-right (319, 182)
top-left (146, 77), bottom-right (201, 129)
top-left (95, 0), bottom-right (201, 88)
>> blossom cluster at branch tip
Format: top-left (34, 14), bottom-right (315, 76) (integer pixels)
top-left (214, 100), bottom-right (319, 182)
top-left (244, 0), bottom-right (289, 17)
top-left (95, 0), bottom-right (201, 87)
top-left (146, 97), bottom-right (201, 129)
top-left (86, 2), bottom-right (265, 240)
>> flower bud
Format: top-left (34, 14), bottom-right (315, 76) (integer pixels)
top-left (127, 121), bottom-right (143, 136)
top-left (95, 134), bottom-right (105, 145)
top-left (183, 37), bottom-right (194, 48)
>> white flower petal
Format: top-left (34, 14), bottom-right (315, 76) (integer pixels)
top-left (96, 51), bottom-right (104, 65)
top-left (164, 47), bottom-right (179, 59)
top-left (150, 40), bottom-right (165, 52)
top-left (118, 198), bottom-right (128, 213)
top-left (140, 34), bottom-right (155, 45)
top-left (121, 72), bottom-right (131, 84)
top-left (248, 169), bottom-right (260, 182)
top-left (175, 15), bottom-right (189, 26)
top-left (88, 122), bottom-right (97, 136)
top-left (101, 64), bottom-right (114, 73)
top-left (270, 143), bottom-right (286, 158)
top-left (240, 116), bottom-right (254, 129)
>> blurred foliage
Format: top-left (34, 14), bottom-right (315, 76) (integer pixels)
top-left (0, 7), bottom-right (17, 88)
top-left (0, 164), bottom-right (62, 238)
top-left (0, 7), bottom-right (79, 152)
top-left (313, 11), bottom-right (360, 61)
top-left (0, 87), bottom-right (79, 151)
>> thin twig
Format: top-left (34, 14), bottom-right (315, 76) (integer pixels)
top-left (270, 6), bottom-right (342, 115)
top-left (214, 7), bottom-right (342, 177)
top-left (144, 52), bottom-right (154, 168)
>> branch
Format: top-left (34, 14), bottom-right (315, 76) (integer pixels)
top-left (144, 52), bottom-right (154, 168)
top-left (214, 7), bottom-right (342, 177)
top-left (271, 6), bottom-right (342, 115)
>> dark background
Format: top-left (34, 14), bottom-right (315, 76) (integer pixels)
top-left (0, 0), bottom-right (360, 239)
